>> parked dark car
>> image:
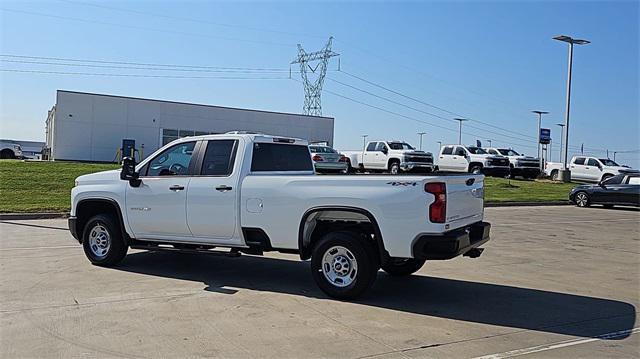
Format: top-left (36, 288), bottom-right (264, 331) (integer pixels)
top-left (569, 171), bottom-right (640, 208)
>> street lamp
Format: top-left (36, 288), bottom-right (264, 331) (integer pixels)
top-left (361, 134), bottom-right (368, 151)
top-left (454, 118), bottom-right (469, 145)
top-left (553, 34), bottom-right (590, 182)
top-left (417, 132), bottom-right (426, 151)
top-left (531, 110), bottom-right (549, 173)
top-left (437, 141), bottom-right (442, 150)
top-left (486, 139), bottom-right (492, 147)
top-left (556, 123), bottom-right (565, 162)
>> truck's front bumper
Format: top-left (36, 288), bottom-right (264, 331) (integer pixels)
top-left (482, 166), bottom-right (510, 177)
top-left (412, 221), bottom-right (490, 260)
top-left (511, 167), bottom-right (541, 177)
top-left (401, 162), bottom-right (435, 172)
top-left (68, 216), bottom-right (80, 242)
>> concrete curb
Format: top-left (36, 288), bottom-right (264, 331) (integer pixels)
top-left (0, 213), bottom-right (69, 220)
top-left (485, 201), bottom-right (571, 207)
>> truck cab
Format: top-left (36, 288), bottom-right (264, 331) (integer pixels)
top-left (438, 145), bottom-right (510, 177)
top-left (570, 156), bottom-right (628, 182)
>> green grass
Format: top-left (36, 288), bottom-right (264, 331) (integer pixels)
top-left (0, 160), bottom-right (118, 213)
top-left (0, 160), bottom-right (575, 213)
top-left (484, 177), bottom-right (575, 202)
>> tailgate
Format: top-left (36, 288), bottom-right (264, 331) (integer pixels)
top-left (444, 175), bottom-right (484, 226)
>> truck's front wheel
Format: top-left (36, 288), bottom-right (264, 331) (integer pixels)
top-left (82, 214), bottom-right (128, 266)
top-left (389, 161), bottom-right (400, 174)
top-left (381, 258), bottom-right (426, 276)
top-left (311, 231), bottom-right (378, 299)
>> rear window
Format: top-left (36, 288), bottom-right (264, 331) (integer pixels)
top-left (251, 143), bottom-right (313, 172)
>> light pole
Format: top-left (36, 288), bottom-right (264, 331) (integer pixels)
top-left (417, 132), bottom-right (426, 151)
top-left (437, 141), bottom-right (442, 150)
top-left (553, 34), bottom-right (590, 182)
top-left (486, 139), bottom-right (492, 147)
top-left (531, 110), bottom-right (549, 173)
top-left (361, 134), bottom-right (368, 151)
top-left (556, 123), bottom-right (565, 162)
top-left (454, 118), bottom-right (468, 145)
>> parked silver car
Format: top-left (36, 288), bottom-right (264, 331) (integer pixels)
top-left (309, 145), bottom-right (348, 173)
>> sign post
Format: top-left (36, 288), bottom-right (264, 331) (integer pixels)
top-left (539, 129), bottom-right (551, 173)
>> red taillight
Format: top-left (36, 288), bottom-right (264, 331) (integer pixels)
top-left (312, 155), bottom-right (323, 162)
top-left (425, 182), bottom-right (446, 223)
top-left (339, 155), bottom-right (348, 162)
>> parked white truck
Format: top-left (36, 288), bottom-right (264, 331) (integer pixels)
top-left (0, 139), bottom-right (23, 159)
top-left (485, 148), bottom-right (540, 179)
top-left (342, 141), bottom-right (435, 174)
top-left (69, 133), bottom-right (490, 299)
top-left (438, 145), bottom-right (510, 177)
top-left (546, 156), bottom-right (631, 182)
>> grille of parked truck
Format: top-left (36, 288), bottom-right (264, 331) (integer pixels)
top-left (342, 140), bottom-right (435, 174)
top-left (68, 133), bottom-right (490, 299)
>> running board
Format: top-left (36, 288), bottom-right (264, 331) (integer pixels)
top-left (130, 244), bottom-right (242, 257)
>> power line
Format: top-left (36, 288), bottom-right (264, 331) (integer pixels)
top-left (0, 54), bottom-right (289, 71)
top-left (0, 8), bottom-right (293, 47)
top-left (0, 68), bottom-right (290, 80)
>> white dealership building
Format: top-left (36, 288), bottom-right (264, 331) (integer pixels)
top-left (44, 90), bottom-right (335, 162)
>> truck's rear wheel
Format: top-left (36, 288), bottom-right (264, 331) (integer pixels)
top-left (311, 231), bottom-right (378, 299)
top-left (82, 214), bottom-right (128, 266)
top-left (550, 169), bottom-right (559, 181)
top-left (381, 258), bottom-right (426, 276)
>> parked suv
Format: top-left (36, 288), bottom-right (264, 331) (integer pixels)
top-left (486, 148), bottom-right (540, 179)
top-left (438, 145), bottom-right (510, 177)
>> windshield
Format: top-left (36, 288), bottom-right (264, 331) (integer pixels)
top-left (309, 146), bottom-right (336, 154)
top-left (388, 142), bottom-right (414, 150)
top-left (599, 159), bottom-right (619, 166)
top-left (466, 146), bottom-right (487, 154)
top-left (498, 149), bottom-right (519, 156)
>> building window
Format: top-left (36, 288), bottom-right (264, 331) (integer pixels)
top-left (179, 129), bottom-right (195, 137)
top-left (162, 129), bottom-right (179, 146)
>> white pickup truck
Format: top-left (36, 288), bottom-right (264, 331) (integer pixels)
top-left (0, 140), bottom-right (23, 159)
top-left (69, 133), bottom-right (490, 299)
top-left (438, 145), bottom-right (510, 177)
top-left (342, 141), bottom-right (435, 174)
top-left (546, 156), bottom-right (631, 182)
top-left (485, 148), bottom-right (541, 179)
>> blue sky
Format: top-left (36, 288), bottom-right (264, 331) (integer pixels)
top-left (1, 0), bottom-right (638, 166)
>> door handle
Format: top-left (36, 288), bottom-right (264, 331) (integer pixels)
top-left (215, 185), bottom-right (233, 192)
top-left (169, 185), bottom-right (185, 191)
top-left (439, 156), bottom-right (444, 159)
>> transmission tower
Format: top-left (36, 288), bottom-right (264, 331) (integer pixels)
top-left (291, 37), bottom-right (339, 116)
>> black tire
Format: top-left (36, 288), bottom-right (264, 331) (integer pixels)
top-left (381, 258), bottom-right (426, 276)
top-left (310, 231), bottom-right (378, 299)
top-left (551, 170), bottom-right (559, 181)
top-left (82, 214), bottom-right (128, 266)
top-left (389, 161), bottom-right (400, 175)
top-left (0, 149), bottom-right (15, 159)
top-left (574, 191), bottom-right (591, 208)
top-left (470, 165), bottom-right (483, 174)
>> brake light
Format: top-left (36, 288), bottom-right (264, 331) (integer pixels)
top-left (312, 155), bottom-right (323, 162)
top-left (425, 182), bottom-right (446, 223)
top-left (339, 155), bottom-right (348, 162)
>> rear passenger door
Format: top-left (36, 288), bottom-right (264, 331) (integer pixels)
top-left (570, 157), bottom-right (587, 180)
top-left (438, 146), bottom-right (455, 171)
top-left (186, 138), bottom-right (241, 242)
top-left (363, 142), bottom-right (379, 168)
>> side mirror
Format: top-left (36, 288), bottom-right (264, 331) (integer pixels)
top-left (120, 157), bottom-right (141, 187)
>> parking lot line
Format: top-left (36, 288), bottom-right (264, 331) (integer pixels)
top-left (473, 327), bottom-right (640, 359)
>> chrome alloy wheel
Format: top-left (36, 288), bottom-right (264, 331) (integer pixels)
top-left (575, 192), bottom-right (589, 207)
top-left (88, 224), bottom-right (111, 258)
top-left (321, 246), bottom-right (358, 287)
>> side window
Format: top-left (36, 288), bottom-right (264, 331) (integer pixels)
top-left (603, 175), bottom-right (624, 185)
top-left (375, 142), bottom-right (387, 152)
top-left (366, 142), bottom-right (377, 151)
top-left (455, 146), bottom-right (466, 156)
top-left (251, 143), bottom-right (313, 172)
top-left (488, 149), bottom-right (498, 155)
top-left (200, 140), bottom-right (237, 176)
top-left (586, 158), bottom-right (599, 166)
top-left (442, 146), bottom-right (453, 155)
top-left (146, 141), bottom-right (196, 176)
top-left (574, 157), bottom-right (586, 165)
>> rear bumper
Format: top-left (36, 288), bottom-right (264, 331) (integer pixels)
top-left (412, 221), bottom-right (491, 260)
top-left (314, 162), bottom-right (348, 171)
top-left (68, 216), bottom-right (80, 242)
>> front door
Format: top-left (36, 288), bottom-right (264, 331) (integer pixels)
top-left (125, 141), bottom-right (197, 238)
top-left (186, 139), bottom-right (240, 242)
